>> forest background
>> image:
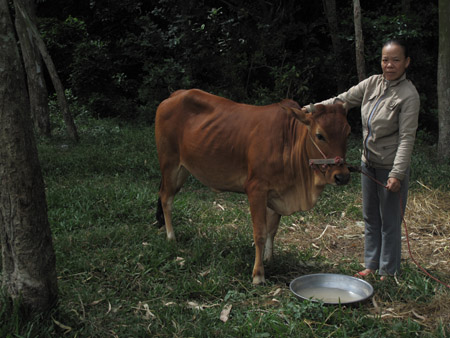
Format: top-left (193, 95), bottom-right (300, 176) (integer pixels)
top-left (36, 0), bottom-right (439, 139)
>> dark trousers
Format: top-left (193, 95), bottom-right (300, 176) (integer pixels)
top-left (361, 162), bottom-right (409, 276)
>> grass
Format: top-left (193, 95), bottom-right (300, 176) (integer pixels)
top-left (1, 117), bottom-right (449, 337)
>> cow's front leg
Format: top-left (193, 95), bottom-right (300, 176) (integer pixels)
top-left (263, 207), bottom-right (281, 263)
top-left (246, 182), bottom-right (268, 285)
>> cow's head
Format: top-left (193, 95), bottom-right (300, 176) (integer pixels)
top-left (287, 103), bottom-right (351, 186)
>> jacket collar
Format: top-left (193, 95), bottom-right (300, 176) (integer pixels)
top-left (383, 72), bottom-right (407, 87)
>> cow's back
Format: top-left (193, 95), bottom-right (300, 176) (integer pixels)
top-left (155, 89), bottom-right (295, 192)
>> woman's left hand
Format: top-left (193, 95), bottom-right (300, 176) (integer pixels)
top-left (386, 177), bottom-right (401, 192)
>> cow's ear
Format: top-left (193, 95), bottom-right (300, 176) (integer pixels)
top-left (283, 106), bottom-right (311, 125)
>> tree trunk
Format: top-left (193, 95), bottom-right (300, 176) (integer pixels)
top-left (353, 0), bottom-right (366, 81)
top-left (14, 0), bottom-right (51, 137)
top-left (0, 0), bottom-right (58, 312)
top-left (14, 0), bottom-right (79, 142)
top-left (322, 0), bottom-right (346, 92)
top-left (402, 0), bottom-right (411, 14)
top-left (438, 0), bottom-right (450, 160)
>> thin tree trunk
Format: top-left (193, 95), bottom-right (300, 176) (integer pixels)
top-left (438, 0), bottom-right (450, 160)
top-left (0, 0), bottom-right (58, 312)
top-left (353, 0), bottom-right (366, 81)
top-left (15, 0), bottom-right (51, 137)
top-left (402, 0), bottom-right (411, 14)
top-left (14, 0), bottom-right (79, 142)
top-left (322, 0), bottom-right (346, 92)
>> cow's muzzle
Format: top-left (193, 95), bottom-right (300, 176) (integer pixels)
top-left (334, 172), bottom-right (350, 185)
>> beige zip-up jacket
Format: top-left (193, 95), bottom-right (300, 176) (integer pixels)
top-left (318, 73), bottom-right (420, 181)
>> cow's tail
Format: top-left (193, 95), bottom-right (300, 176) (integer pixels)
top-left (155, 181), bottom-right (165, 227)
top-left (156, 198), bottom-right (165, 227)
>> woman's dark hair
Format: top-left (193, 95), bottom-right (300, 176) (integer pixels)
top-left (383, 38), bottom-right (409, 58)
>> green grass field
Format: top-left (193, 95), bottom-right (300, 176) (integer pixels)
top-left (1, 118), bottom-right (449, 337)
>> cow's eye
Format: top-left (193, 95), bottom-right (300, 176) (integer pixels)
top-left (316, 133), bottom-right (326, 141)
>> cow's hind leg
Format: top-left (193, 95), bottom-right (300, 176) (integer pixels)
top-left (263, 207), bottom-right (281, 263)
top-left (246, 182), bottom-right (269, 285)
top-left (158, 166), bottom-right (189, 241)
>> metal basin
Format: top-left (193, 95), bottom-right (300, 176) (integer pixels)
top-left (290, 273), bottom-right (374, 305)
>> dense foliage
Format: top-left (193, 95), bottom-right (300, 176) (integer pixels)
top-left (36, 0), bottom-right (438, 134)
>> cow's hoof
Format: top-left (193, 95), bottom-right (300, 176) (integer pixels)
top-left (252, 275), bottom-right (266, 285)
top-left (167, 232), bottom-right (176, 241)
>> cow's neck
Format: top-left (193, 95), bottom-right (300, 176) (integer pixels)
top-left (289, 121), bottom-right (326, 210)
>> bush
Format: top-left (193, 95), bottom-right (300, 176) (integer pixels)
top-left (36, 1), bottom-right (439, 133)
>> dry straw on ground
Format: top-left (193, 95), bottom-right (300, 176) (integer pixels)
top-left (278, 183), bottom-right (450, 331)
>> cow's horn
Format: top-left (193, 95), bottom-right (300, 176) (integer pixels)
top-left (342, 102), bottom-right (348, 111)
top-left (309, 103), bottom-right (315, 113)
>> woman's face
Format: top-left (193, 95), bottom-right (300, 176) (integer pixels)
top-left (381, 43), bottom-right (410, 81)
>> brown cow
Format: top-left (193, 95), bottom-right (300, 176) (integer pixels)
top-left (155, 89), bottom-right (351, 284)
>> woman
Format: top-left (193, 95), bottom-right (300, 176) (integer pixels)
top-left (317, 39), bottom-right (420, 280)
